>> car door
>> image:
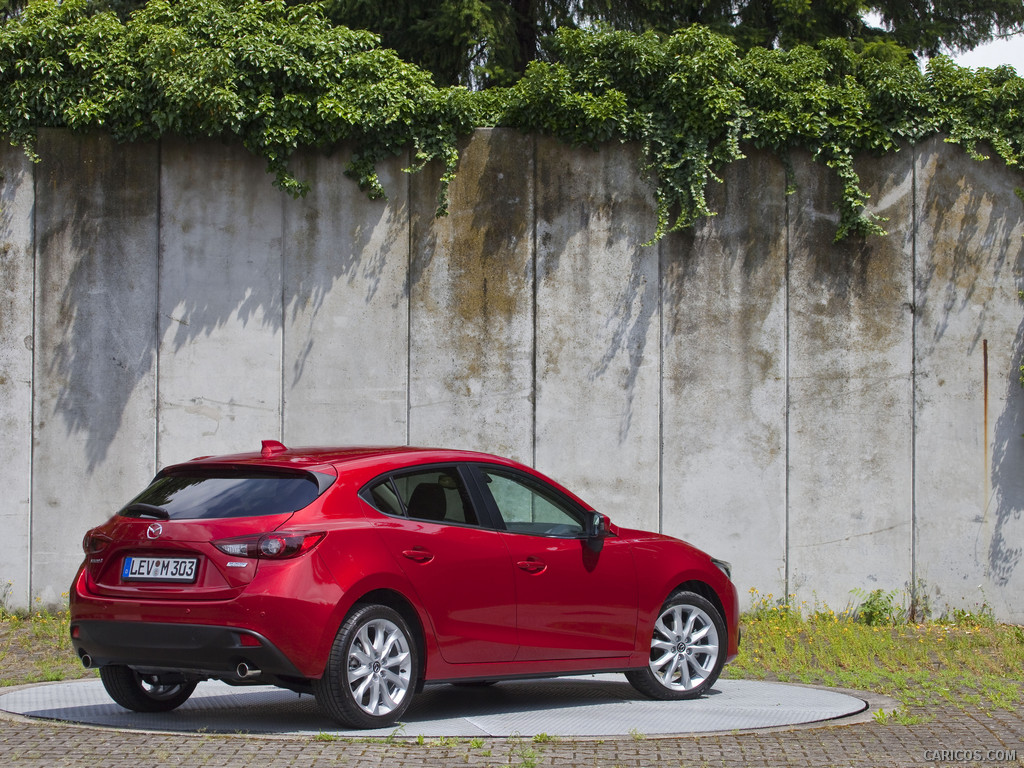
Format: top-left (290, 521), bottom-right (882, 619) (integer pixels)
top-left (469, 464), bottom-right (638, 661)
top-left (364, 465), bottom-right (518, 664)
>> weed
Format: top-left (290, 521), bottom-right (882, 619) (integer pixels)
top-left (0, 581), bottom-right (12, 617)
top-left (873, 707), bottom-right (928, 726)
top-left (944, 604), bottom-right (997, 628)
top-left (850, 588), bottom-right (902, 626)
top-left (507, 733), bottom-right (541, 768)
top-left (908, 578), bottom-right (932, 623)
top-left (314, 732), bottom-right (337, 742)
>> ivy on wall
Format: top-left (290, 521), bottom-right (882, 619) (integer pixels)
top-left (0, 0), bottom-right (472, 204)
top-left (2, 0), bottom-right (1023, 240)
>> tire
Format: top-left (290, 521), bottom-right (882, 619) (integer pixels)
top-left (99, 665), bottom-right (197, 712)
top-left (313, 603), bottom-right (418, 729)
top-left (625, 590), bottom-right (726, 700)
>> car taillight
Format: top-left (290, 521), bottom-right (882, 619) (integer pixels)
top-left (213, 531), bottom-right (326, 560)
top-left (82, 530), bottom-right (112, 555)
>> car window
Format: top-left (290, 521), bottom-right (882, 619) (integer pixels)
top-left (120, 470), bottom-right (321, 520)
top-left (479, 468), bottom-right (584, 538)
top-left (367, 478), bottom-right (404, 517)
top-left (365, 468), bottom-right (479, 526)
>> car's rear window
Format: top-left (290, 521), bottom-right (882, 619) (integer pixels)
top-left (119, 470), bottom-right (321, 520)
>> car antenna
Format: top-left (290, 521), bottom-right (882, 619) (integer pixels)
top-left (261, 440), bottom-right (288, 457)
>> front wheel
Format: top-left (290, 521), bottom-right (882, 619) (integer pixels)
top-left (625, 590), bottom-right (726, 700)
top-left (313, 603), bottom-right (418, 729)
top-left (99, 665), bottom-right (197, 712)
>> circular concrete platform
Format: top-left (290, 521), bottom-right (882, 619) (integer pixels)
top-left (0, 675), bottom-right (873, 738)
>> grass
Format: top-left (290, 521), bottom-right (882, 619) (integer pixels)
top-left (722, 589), bottom-right (1024, 720)
top-left (0, 602), bottom-right (95, 687)
top-left (2, 588), bottom-right (1021, 725)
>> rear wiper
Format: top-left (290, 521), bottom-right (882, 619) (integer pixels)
top-left (121, 503), bottom-right (170, 520)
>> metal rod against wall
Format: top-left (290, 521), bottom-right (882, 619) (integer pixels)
top-left (983, 338), bottom-right (989, 522)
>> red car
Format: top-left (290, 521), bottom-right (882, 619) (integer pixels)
top-left (70, 443), bottom-right (740, 729)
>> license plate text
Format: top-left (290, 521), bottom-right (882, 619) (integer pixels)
top-left (122, 556), bottom-right (198, 583)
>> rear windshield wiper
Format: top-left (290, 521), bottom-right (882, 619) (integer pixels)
top-left (121, 503), bottom-right (170, 520)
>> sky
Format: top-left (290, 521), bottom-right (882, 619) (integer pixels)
top-left (949, 35), bottom-right (1024, 72)
top-left (860, 11), bottom-right (1023, 73)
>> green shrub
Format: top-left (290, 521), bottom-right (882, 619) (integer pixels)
top-left (3, 0), bottom-right (1023, 240)
top-left (851, 587), bottom-right (902, 626)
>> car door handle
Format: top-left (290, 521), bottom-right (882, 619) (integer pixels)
top-left (402, 548), bottom-right (434, 563)
top-left (516, 558), bottom-right (547, 574)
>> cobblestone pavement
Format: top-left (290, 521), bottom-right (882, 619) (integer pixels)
top-left (2, 699), bottom-right (1022, 768)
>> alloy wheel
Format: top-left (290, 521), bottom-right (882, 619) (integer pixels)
top-left (648, 601), bottom-right (720, 691)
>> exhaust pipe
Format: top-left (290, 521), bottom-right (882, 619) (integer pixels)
top-left (236, 662), bottom-right (261, 679)
top-left (80, 654), bottom-right (93, 669)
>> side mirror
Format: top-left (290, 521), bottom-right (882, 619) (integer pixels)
top-left (585, 512), bottom-right (606, 552)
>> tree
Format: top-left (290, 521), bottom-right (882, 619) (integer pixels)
top-left (875, 0), bottom-right (1024, 56)
top-left (320, 0), bottom-right (1024, 86)
top-left (316, 0), bottom-right (577, 86)
top-left (6, 0), bottom-right (1022, 84)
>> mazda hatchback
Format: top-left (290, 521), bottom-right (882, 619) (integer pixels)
top-left (70, 442), bottom-right (739, 729)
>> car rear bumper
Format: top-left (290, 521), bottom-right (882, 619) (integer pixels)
top-left (71, 620), bottom-right (307, 681)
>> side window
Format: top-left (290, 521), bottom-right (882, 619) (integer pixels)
top-left (480, 468), bottom-right (584, 538)
top-left (365, 468), bottom-right (478, 526)
top-left (366, 478), bottom-right (403, 517)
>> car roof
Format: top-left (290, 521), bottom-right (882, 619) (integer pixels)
top-left (161, 442), bottom-right (590, 508)
top-left (174, 443), bottom-right (523, 474)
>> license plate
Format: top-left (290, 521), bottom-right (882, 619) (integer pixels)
top-left (122, 556), bottom-right (198, 583)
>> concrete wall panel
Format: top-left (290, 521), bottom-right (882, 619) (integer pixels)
top-left (787, 150), bottom-right (916, 611)
top-left (0, 146), bottom-right (35, 610)
top-left (534, 138), bottom-right (660, 529)
top-left (914, 137), bottom-right (1024, 622)
top-left (660, 150), bottom-right (789, 597)
top-left (408, 129), bottom-right (535, 461)
top-left (5, 129), bottom-right (1024, 620)
top-left (31, 130), bottom-right (159, 603)
top-left (282, 150), bottom-right (409, 446)
top-left (157, 139), bottom-right (284, 466)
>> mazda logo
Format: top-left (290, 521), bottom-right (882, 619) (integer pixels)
top-left (146, 523), bottom-right (163, 539)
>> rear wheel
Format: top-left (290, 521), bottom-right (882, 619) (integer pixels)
top-left (99, 665), bottom-right (197, 712)
top-left (626, 590), bottom-right (725, 700)
top-left (313, 604), bottom-right (418, 729)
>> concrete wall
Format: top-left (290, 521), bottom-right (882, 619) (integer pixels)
top-left (660, 150), bottom-right (790, 599)
top-left (1, 128), bottom-right (1022, 622)
top-left (0, 143), bottom-right (34, 610)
